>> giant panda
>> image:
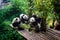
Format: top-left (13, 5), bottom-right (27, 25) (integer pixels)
top-left (20, 14), bottom-right (29, 24)
top-left (12, 17), bottom-right (24, 30)
top-left (29, 15), bottom-right (41, 33)
top-left (31, 14), bottom-right (41, 23)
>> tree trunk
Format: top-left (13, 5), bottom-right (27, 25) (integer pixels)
top-left (41, 18), bottom-right (46, 32)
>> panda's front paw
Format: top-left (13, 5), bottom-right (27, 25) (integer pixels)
top-left (34, 29), bottom-right (40, 33)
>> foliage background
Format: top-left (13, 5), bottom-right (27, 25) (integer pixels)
top-left (0, 0), bottom-right (60, 40)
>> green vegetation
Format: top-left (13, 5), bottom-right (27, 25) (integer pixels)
top-left (0, 0), bottom-right (60, 40)
top-left (0, 0), bottom-right (26, 40)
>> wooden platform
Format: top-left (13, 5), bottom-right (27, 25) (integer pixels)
top-left (18, 29), bottom-right (60, 40)
top-left (10, 24), bottom-right (60, 40)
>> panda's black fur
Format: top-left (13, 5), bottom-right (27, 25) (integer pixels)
top-left (32, 15), bottom-right (46, 32)
top-left (12, 14), bottom-right (29, 30)
top-left (31, 15), bottom-right (41, 23)
top-left (12, 17), bottom-right (24, 30)
top-left (20, 14), bottom-right (29, 24)
top-left (29, 15), bottom-right (42, 33)
top-left (12, 14), bottom-right (46, 32)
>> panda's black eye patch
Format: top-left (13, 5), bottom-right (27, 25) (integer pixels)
top-left (23, 15), bottom-right (24, 16)
top-left (16, 19), bottom-right (18, 20)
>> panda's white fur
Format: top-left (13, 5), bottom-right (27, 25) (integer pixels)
top-left (23, 15), bottom-right (28, 20)
top-left (38, 23), bottom-right (41, 28)
top-left (20, 14), bottom-right (24, 19)
top-left (29, 17), bottom-right (36, 23)
top-left (29, 17), bottom-right (41, 28)
top-left (20, 14), bottom-right (28, 20)
top-left (29, 16), bottom-right (42, 32)
top-left (12, 17), bottom-right (20, 24)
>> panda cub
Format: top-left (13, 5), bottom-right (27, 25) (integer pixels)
top-left (12, 17), bottom-right (24, 30)
top-left (29, 15), bottom-right (41, 33)
top-left (20, 14), bottom-right (29, 24)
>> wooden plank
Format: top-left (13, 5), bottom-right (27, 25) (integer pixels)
top-left (18, 30), bottom-right (33, 40)
top-left (18, 29), bottom-right (60, 40)
top-left (47, 29), bottom-right (60, 40)
top-left (18, 30), bottom-right (48, 40)
top-left (10, 24), bottom-right (60, 40)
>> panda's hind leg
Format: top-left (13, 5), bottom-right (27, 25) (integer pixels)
top-left (34, 26), bottom-right (40, 33)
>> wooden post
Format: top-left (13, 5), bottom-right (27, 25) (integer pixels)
top-left (41, 18), bottom-right (46, 32)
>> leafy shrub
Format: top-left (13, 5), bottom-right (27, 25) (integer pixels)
top-left (0, 20), bottom-right (25, 40)
top-left (0, 0), bottom-right (27, 40)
